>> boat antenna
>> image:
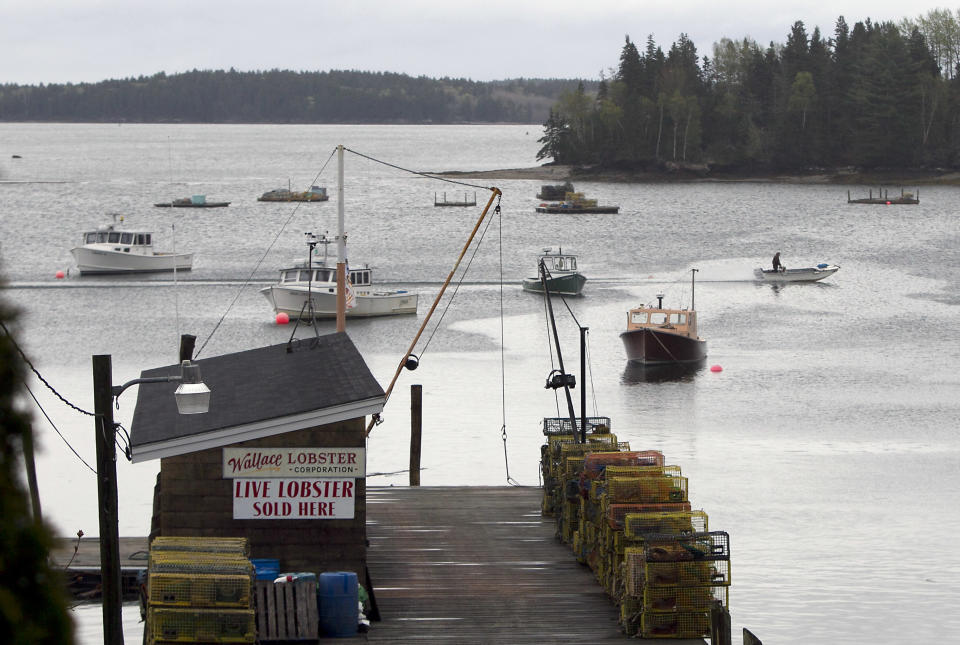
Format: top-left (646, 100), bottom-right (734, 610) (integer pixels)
top-left (365, 187), bottom-right (502, 436)
top-left (690, 268), bottom-right (698, 311)
top-left (538, 259), bottom-right (583, 444)
top-left (286, 233), bottom-right (322, 347)
top-left (172, 222), bottom-right (181, 351)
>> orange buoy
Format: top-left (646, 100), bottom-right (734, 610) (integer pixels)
top-left (275, 312), bottom-right (290, 325)
top-left (710, 364), bottom-right (723, 373)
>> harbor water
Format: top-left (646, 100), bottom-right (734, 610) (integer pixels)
top-left (1, 123), bottom-right (958, 644)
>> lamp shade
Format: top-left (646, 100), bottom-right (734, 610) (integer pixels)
top-left (175, 382), bottom-right (211, 415)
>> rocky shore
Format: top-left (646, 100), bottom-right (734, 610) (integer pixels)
top-left (438, 164), bottom-right (960, 185)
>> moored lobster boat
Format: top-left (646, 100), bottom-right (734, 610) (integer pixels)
top-left (70, 217), bottom-right (193, 274)
top-left (754, 263), bottom-right (839, 283)
top-left (521, 248), bottom-right (586, 296)
top-left (260, 234), bottom-right (418, 319)
top-left (620, 269), bottom-right (706, 365)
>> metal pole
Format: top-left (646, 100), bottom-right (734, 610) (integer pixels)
top-left (539, 260), bottom-right (581, 444)
top-left (336, 144), bottom-right (346, 333)
top-left (579, 326), bottom-right (588, 444)
top-left (92, 354), bottom-right (123, 645)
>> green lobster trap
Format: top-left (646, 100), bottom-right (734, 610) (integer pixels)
top-left (640, 610), bottom-right (711, 638)
top-left (606, 503), bottom-right (694, 530)
top-left (643, 531), bottom-right (730, 562)
top-left (150, 537), bottom-right (249, 556)
top-left (542, 416), bottom-right (612, 435)
top-left (642, 584), bottom-right (728, 611)
top-left (149, 553), bottom-right (255, 577)
top-left (622, 510), bottom-right (708, 538)
top-left (147, 573), bottom-right (251, 608)
top-left (148, 607), bottom-right (255, 643)
top-left (607, 475), bottom-right (688, 504)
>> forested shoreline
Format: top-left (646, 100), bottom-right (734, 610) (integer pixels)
top-left (0, 70), bottom-right (585, 125)
top-left (537, 11), bottom-right (960, 172)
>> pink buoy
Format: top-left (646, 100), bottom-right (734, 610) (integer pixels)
top-left (275, 312), bottom-right (290, 325)
top-left (55, 270), bottom-right (65, 279)
top-left (710, 364), bottom-right (723, 373)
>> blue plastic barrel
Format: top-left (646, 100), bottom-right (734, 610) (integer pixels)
top-left (250, 558), bottom-right (280, 581)
top-left (319, 571), bottom-right (358, 637)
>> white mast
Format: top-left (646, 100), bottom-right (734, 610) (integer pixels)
top-left (336, 145), bottom-right (346, 332)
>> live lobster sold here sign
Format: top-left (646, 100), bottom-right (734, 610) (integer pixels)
top-left (233, 478), bottom-right (355, 520)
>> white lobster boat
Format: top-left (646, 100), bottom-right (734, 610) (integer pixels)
top-left (70, 218), bottom-right (193, 274)
top-left (260, 234), bottom-right (418, 319)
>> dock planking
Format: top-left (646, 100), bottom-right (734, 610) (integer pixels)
top-left (363, 485), bottom-right (705, 644)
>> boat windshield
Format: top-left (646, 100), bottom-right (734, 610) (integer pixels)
top-left (548, 256), bottom-right (576, 271)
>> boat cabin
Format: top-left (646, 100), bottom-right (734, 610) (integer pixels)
top-left (626, 307), bottom-right (700, 339)
top-left (539, 250), bottom-right (578, 274)
top-left (280, 266), bottom-right (372, 287)
top-left (83, 228), bottom-right (152, 247)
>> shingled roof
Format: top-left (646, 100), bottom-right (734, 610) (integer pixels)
top-left (128, 333), bottom-right (384, 462)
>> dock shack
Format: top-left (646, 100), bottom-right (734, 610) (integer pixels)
top-left (129, 333), bottom-right (382, 578)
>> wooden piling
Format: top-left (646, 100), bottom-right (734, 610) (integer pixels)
top-left (409, 384), bottom-right (422, 486)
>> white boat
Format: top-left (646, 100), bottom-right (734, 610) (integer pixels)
top-left (521, 247), bottom-right (586, 296)
top-left (754, 263), bottom-right (840, 283)
top-left (260, 234), bottom-right (418, 319)
top-left (70, 218), bottom-right (193, 274)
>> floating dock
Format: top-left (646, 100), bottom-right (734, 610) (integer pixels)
top-left (434, 191), bottom-right (477, 207)
top-left (847, 187), bottom-right (919, 204)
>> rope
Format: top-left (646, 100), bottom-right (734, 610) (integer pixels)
top-left (416, 197), bottom-right (499, 360)
top-left (196, 148), bottom-right (337, 358)
top-left (494, 204), bottom-right (520, 486)
top-left (343, 147), bottom-right (495, 191)
top-left (0, 319), bottom-right (96, 417)
top-left (24, 383), bottom-right (97, 475)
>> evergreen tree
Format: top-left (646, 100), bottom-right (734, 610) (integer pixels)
top-left (0, 291), bottom-right (75, 645)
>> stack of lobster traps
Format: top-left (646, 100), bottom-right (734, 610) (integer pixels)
top-left (145, 536), bottom-right (256, 644)
top-left (540, 417), bottom-right (731, 639)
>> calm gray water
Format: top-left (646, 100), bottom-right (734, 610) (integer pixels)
top-left (2, 124), bottom-right (959, 644)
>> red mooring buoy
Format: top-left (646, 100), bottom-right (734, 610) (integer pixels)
top-left (275, 312), bottom-right (290, 325)
top-left (55, 270), bottom-right (65, 279)
top-left (710, 364), bottom-right (723, 373)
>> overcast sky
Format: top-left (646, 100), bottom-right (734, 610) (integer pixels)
top-left (0, 1), bottom-right (954, 85)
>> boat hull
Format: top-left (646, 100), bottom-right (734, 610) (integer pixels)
top-left (534, 206), bottom-right (619, 214)
top-left (260, 285), bottom-right (418, 319)
top-left (754, 265), bottom-right (839, 283)
top-left (70, 248), bottom-right (193, 274)
top-left (521, 273), bottom-right (587, 296)
top-left (619, 328), bottom-right (707, 365)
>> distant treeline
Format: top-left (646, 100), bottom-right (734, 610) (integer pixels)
top-left (0, 70), bottom-right (590, 124)
top-left (537, 11), bottom-right (960, 171)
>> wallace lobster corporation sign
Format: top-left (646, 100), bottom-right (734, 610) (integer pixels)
top-left (222, 447), bottom-right (365, 478)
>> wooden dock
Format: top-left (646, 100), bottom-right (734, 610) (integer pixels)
top-left (54, 486), bottom-right (706, 643)
top-left (364, 485), bottom-right (704, 643)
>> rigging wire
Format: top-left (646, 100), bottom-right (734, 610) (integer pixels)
top-left (195, 148), bottom-right (338, 358)
top-left (0, 319), bottom-right (96, 417)
top-left (494, 202), bottom-right (519, 486)
top-left (416, 199), bottom-right (499, 360)
top-left (23, 383), bottom-right (97, 475)
top-left (343, 147), bottom-right (495, 191)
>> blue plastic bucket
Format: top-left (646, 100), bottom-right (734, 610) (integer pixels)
top-left (250, 558), bottom-right (280, 581)
top-left (319, 571), bottom-right (358, 637)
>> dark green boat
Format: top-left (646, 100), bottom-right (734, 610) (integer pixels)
top-left (521, 248), bottom-right (587, 296)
